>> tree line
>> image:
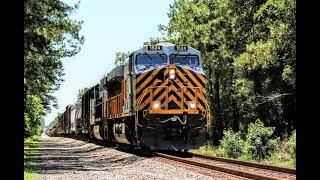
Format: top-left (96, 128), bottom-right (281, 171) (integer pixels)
top-left (24, 0), bottom-right (84, 137)
top-left (151, 0), bottom-right (296, 143)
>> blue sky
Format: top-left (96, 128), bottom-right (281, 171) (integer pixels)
top-left (44, 0), bottom-right (173, 125)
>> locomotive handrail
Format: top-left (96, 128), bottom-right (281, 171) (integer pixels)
top-left (187, 87), bottom-right (211, 128)
top-left (195, 88), bottom-right (211, 128)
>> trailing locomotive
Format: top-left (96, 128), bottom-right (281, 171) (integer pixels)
top-left (49, 43), bottom-right (210, 151)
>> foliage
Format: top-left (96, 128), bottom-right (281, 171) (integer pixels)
top-left (260, 130), bottom-right (295, 168)
top-left (24, 95), bottom-right (44, 137)
top-left (283, 130), bottom-right (296, 164)
top-left (234, 0), bottom-right (296, 137)
top-left (217, 129), bottom-right (245, 158)
top-left (24, 172), bottom-right (37, 180)
top-left (115, 52), bottom-right (130, 66)
top-left (24, 135), bottom-right (41, 144)
top-left (192, 129), bottom-right (295, 168)
top-left (159, 0), bottom-right (296, 142)
top-left (190, 142), bottom-right (218, 157)
top-left (143, 37), bottom-right (167, 45)
top-left (192, 131), bottom-right (296, 168)
top-left (245, 120), bottom-right (278, 161)
top-left (77, 87), bottom-right (88, 101)
top-left (262, 149), bottom-right (295, 168)
top-left (24, 0), bottom-right (84, 137)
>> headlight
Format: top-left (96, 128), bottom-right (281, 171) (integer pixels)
top-left (152, 101), bottom-right (161, 109)
top-left (169, 69), bottom-right (176, 79)
top-left (188, 101), bottom-right (196, 109)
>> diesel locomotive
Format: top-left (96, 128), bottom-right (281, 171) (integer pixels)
top-left (48, 43), bottom-right (211, 151)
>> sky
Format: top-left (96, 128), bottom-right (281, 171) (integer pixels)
top-left (44, 0), bottom-right (174, 126)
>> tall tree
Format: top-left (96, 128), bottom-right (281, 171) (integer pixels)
top-left (160, 0), bottom-right (265, 141)
top-left (24, 0), bottom-right (84, 136)
top-left (234, 0), bottom-right (296, 136)
top-left (159, 0), bottom-right (295, 142)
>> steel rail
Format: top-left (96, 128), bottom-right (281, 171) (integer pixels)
top-left (193, 153), bottom-right (296, 175)
top-left (156, 152), bottom-right (289, 180)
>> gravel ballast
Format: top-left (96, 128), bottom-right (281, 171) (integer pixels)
top-left (30, 134), bottom-right (248, 179)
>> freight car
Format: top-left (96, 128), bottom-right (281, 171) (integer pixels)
top-left (74, 101), bottom-right (82, 136)
top-left (50, 43), bottom-right (210, 151)
top-left (47, 116), bottom-right (58, 136)
top-left (53, 105), bottom-right (73, 136)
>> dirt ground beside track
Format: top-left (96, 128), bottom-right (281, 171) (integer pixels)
top-left (24, 134), bottom-right (245, 180)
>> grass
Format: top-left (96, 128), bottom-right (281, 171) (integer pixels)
top-left (261, 140), bottom-right (296, 168)
top-left (25, 135), bottom-right (41, 144)
top-left (190, 142), bottom-right (295, 169)
top-left (190, 144), bottom-right (219, 157)
top-left (24, 135), bottom-right (41, 180)
top-left (262, 151), bottom-right (295, 168)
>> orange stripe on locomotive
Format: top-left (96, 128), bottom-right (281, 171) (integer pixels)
top-left (134, 64), bottom-right (209, 120)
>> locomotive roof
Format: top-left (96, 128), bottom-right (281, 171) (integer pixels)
top-left (100, 64), bottom-right (125, 84)
top-left (133, 43), bottom-right (200, 56)
top-left (99, 43), bottom-right (201, 85)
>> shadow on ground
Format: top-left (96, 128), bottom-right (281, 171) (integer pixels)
top-left (24, 136), bottom-right (155, 175)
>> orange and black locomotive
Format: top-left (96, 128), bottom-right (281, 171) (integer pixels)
top-left (49, 43), bottom-right (210, 151)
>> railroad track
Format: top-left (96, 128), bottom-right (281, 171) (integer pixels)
top-left (52, 137), bottom-right (296, 179)
top-left (155, 152), bottom-right (296, 180)
top-left (193, 153), bottom-right (296, 175)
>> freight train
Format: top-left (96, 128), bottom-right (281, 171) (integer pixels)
top-left (47, 43), bottom-right (211, 151)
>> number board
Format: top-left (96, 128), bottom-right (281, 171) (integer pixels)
top-left (175, 45), bottom-right (188, 51)
top-left (147, 45), bottom-right (162, 51)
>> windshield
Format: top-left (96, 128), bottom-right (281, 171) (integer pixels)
top-left (136, 53), bottom-right (167, 65)
top-left (170, 54), bottom-right (199, 66)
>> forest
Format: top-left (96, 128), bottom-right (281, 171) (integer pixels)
top-left (151, 0), bottom-right (296, 167)
top-left (152, 0), bottom-right (296, 143)
top-left (24, 0), bottom-right (84, 136)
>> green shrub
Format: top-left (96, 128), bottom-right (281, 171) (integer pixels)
top-left (218, 129), bottom-right (245, 158)
top-left (24, 95), bottom-right (44, 137)
top-left (245, 120), bottom-right (278, 161)
top-left (263, 150), bottom-right (295, 168)
top-left (237, 153), bottom-right (255, 162)
top-left (283, 130), bottom-right (296, 166)
top-left (284, 130), bottom-right (296, 157)
top-left (191, 143), bottom-right (218, 157)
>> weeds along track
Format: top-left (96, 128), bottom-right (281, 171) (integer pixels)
top-left (155, 152), bottom-right (296, 180)
top-left (193, 154), bottom-right (296, 175)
